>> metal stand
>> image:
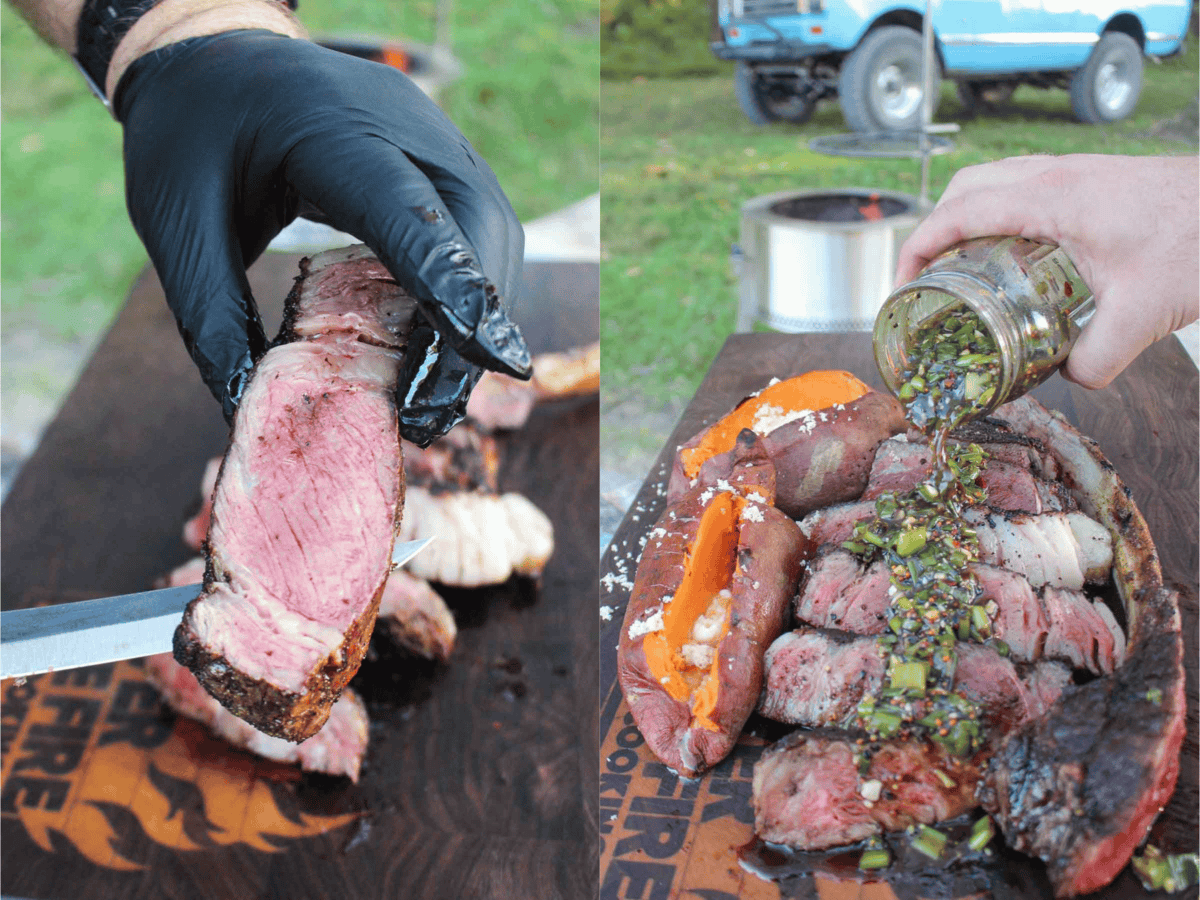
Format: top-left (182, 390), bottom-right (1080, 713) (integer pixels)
top-left (808, 1), bottom-right (958, 209)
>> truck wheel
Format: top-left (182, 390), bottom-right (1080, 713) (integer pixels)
top-left (839, 25), bottom-right (937, 132)
top-left (1070, 32), bottom-right (1143, 123)
top-left (956, 80), bottom-right (1015, 115)
top-left (734, 63), bottom-right (816, 126)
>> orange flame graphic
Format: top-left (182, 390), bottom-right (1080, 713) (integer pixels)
top-left (2, 661), bottom-right (357, 871)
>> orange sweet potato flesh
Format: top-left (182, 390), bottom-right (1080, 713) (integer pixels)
top-left (677, 371), bottom-right (869, 481)
top-left (618, 432), bottom-right (810, 777)
top-left (667, 389), bottom-right (906, 519)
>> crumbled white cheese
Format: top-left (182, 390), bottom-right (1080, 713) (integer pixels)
top-left (600, 605), bottom-right (613, 621)
top-left (680, 642), bottom-right (716, 668)
top-left (751, 403), bottom-right (812, 436)
top-left (698, 488), bottom-right (714, 505)
top-left (742, 504), bottom-right (764, 523)
top-left (627, 609), bottom-right (664, 641)
top-left (716, 479), bottom-right (733, 493)
top-left (859, 779), bottom-right (883, 802)
top-left (601, 571), bottom-right (633, 593)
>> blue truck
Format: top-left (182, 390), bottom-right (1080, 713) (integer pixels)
top-left (711, 1), bottom-right (1193, 131)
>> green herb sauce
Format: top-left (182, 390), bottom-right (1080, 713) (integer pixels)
top-left (847, 304), bottom-right (1003, 758)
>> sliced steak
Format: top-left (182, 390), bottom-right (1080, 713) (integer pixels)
top-left (753, 730), bottom-right (980, 850)
top-left (794, 549), bottom-right (893, 634)
top-left (795, 551), bottom-right (1123, 675)
top-left (758, 628), bottom-right (1070, 734)
top-left (174, 246), bottom-right (417, 741)
top-left (144, 654), bottom-right (370, 781)
top-left (978, 397), bottom-right (1186, 897)
top-left (949, 417), bottom-right (1061, 481)
top-left (963, 508), bottom-right (1112, 590)
top-left (972, 563), bottom-right (1124, 674)
top-left (757, 629), bottom-right (886, 727)
top-left (863, 436), bottom-right (1067, 514)
top-left (376, 569), bottom-right (456, 661)
top-left (802, 503), bottom-right (1112, 585)
top-left (796, 500), bottom-right (878, 547)
top-left (149, 560), bottom-right (369, 779)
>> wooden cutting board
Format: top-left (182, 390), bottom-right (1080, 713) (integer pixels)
top-left (1, 254), bottom-right (599, 900)
top-left (599, 332), bottom-right (1198, 900)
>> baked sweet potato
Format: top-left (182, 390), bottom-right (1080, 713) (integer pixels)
top-left (666, 372), bottom-right (906, 518)
top-left (618, 432), bottom-right (809, 777)
top-left (667, 371), bottom-right (869, 500)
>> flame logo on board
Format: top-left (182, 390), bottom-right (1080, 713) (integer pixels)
top-left (1, 661), bottom-right (357, 871)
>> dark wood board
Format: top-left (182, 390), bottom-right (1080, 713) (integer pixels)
top-left (599, 332), bottom-right (1198, 900)
top-left (2, 254), bottom-right (599, 900)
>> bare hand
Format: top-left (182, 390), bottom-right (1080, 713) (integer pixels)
top-left (895, 154), bottom-right (1199, 389)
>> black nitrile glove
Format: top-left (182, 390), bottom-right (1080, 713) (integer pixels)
top-left (114, 29), bottom-right (531, 446)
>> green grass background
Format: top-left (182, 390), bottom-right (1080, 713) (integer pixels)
top-left (600, 36), bottom-right (1199, 420)
top-left (1, 0), bottom-right (599, 340)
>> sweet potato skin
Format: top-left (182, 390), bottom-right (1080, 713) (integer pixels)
top-left (667, 392), bottom-right (906, 518)
top-left (763, 391), bottom-right (906, 518)
top-left (618, 437), bottom-right (810, 777)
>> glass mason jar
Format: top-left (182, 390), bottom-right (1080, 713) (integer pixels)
top-left (873, 236), bottom-right (1095, 420)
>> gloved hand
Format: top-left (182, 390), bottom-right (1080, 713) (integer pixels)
top-left (114, 29), bottom-right (531, 446)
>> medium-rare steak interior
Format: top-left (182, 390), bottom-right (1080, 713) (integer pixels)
top-left (174, 246), bottom-right (417, 742)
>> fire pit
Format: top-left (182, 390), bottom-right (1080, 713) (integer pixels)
top-left (735, 188), bottom-right (926, 333)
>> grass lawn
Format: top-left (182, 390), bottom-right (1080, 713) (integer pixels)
top-left (600, 42), bottom-right (1199, 421)
top-left (1, 0), bottom-right (598, 340)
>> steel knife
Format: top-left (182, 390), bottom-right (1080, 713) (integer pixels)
top-left (0, 536), bottom-right (435, 680)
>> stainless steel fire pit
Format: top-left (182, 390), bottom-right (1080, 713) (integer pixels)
top-left (735, 188), bottom-right (927, 333)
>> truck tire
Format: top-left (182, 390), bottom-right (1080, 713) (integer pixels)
top-left (734, 63), bottom-right (816, 126)
top-left (1069, 31), bottom-right (1143, 124)
top-left (839, 25), bottom-right (938, 133)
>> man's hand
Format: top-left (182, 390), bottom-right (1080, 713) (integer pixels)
top-left (115, 29), bottom-right (530, 444)
top-left (895, 154), bottom-right (1199, 390)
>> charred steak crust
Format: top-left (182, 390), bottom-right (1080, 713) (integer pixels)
top-left (172, 579), bottom-right (389, 741)
top-left (979, 585), bottom-right (1185, 896)
top-left (175, 247), bottom-right (415, 743)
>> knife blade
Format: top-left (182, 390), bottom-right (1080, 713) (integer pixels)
top-left (0, 536), bottom-right (435, 681)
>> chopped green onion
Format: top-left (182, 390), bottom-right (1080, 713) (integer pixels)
top-left (894, 526), bottom-right (928, 557)
top-left (888, 659), bottom-right (928, 693)
top-left (859, 848), bottom-right (891, 870)
top-left (968, 815), bottom-right (994, 851)
top-left (909, 825), bottom-right (947, 860)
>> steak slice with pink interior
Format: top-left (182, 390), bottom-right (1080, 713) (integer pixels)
top-left (795, 550), bottom-right (1124, 675)
top-left (758, 627), bottom-right (1071, 735)
top-left (753, 730), bottom-right (980, 850)
top-left (174, 246), bottom-right (417, 742)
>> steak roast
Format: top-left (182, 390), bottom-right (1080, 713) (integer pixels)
top-left (749, 395), bottom-right (1186, 896)
top-left (174, 246), bottom-right (417, 742)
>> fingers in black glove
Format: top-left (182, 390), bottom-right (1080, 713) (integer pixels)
top-left (395, 323), bottom-right (482, 448)
top-left (114, 30), bottom-right (530, 439)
